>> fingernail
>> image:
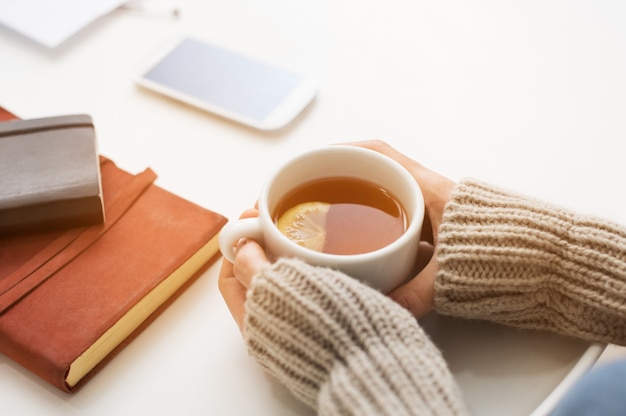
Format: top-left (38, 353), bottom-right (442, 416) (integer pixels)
top-left (235, 238), bottom-right (248, 253)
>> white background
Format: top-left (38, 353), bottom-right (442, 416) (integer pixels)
top-left (1, 1), bottom-right (625, 415)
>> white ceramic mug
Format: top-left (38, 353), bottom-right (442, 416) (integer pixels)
top-left (218, 145), bottom-right (425, 293)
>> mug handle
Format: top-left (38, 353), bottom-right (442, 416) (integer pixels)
top-left (218, 218), bottom-right (265, 262)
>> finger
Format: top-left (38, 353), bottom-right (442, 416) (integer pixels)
top-left (420, 212), bottom-right (434, 246)
top-left (217, 259), bottom-right (247, 333)
top-left (344, 141), bottom-right (454, 215)
top-left (222, 207), bottom-right (260, 257)
top-left (217, 207), bottom-right (262, 333)
top-left (388, 255), bottom-right (438, 318)
top-left (344, 140), bottom-right (424, 173)
top-left (217, 236), bottom-right (236, 285)
top-left (240, 208), bottom-right (259, 219)
top-left (233, 239), bottom-right (270, 288)
top-left (413, 241), bottom-right (434, 275)
top-left (218, 207), bottom-right (259, 279)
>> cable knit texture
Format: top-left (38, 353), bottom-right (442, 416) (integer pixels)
top-left (244, 259), bottom-right (468, 415)
top-left (242, 179), bottom-right (626, 415)
top-left (435, 179), bottom-right (626, 345)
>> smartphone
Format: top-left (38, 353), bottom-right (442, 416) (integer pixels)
top-left (135, 37), bottom-right (319, 131)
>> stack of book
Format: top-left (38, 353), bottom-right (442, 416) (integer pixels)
top-left (0, 108), bottom-right (227, 392)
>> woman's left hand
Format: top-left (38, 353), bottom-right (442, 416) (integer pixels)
top-left (218, 208), bottom-right (269, 334)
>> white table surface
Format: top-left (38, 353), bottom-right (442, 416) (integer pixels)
top-left (1, 1), bottom-right (624, 415)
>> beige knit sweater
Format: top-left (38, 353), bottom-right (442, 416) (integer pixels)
top-left (243, 179), bottom-right (626, 415)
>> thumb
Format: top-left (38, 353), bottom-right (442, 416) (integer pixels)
top-left (232, 239), bottom-right (270, 288)
top-left (388, 255), bottom-right (438, 318)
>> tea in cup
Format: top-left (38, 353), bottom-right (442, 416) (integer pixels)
top-left (219, 145), bottom-right (424, 293)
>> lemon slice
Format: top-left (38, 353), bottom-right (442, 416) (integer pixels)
top-left (276, 202), bottom-right (330, 252)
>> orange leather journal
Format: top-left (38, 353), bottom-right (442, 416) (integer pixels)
top-left (0, 109), bottom-right (227, 392)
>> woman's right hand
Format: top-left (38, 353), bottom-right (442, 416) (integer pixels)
top-left (347, 140), bottom-right (455, 318)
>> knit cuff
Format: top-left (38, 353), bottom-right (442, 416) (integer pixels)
top-left (435, 179), bottom-right (626, 344)
top-left (244, 258), bottom-right (467, 415)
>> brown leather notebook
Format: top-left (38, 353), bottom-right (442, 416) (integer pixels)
top-left (0, 114), bottom-right (104, 234)
top-left (0, 109), bottom-right (227, 392)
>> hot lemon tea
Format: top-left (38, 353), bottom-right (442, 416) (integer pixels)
top-left (273, 177), bottom-right (407, 255)
top-left (218, 145), bottom-right (425, 292)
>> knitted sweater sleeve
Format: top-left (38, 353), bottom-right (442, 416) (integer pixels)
top-left (435, 179), bottom-right (626, 345)
top-left (244, 258), bottom-right (468, 416)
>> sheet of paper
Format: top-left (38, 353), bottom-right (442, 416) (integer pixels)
top-left (0, 0), bottom-right (128, 48)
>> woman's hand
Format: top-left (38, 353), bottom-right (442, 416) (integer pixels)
top-left (218, 209), bottom-right (269, 334)
top-left (218, 140), bottom-right (455, 330)
top-left (347, 140), bottom-right (455, 318)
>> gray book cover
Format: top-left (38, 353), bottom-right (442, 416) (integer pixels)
top-left (0, 114), bottom-right (104, 234)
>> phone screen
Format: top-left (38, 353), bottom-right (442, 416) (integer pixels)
top-left (139, 38), bottom-right (314, 128)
